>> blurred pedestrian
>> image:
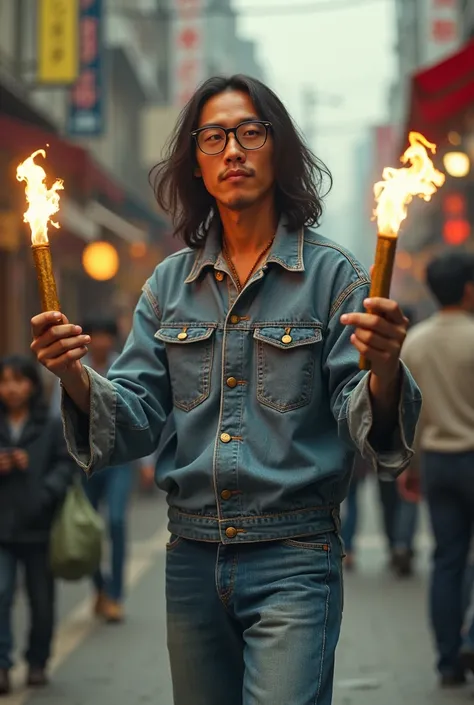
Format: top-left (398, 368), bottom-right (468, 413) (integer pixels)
top-left (72, 319), bottom-right (132, 623)
top-left (341, 454), bottom-right (371, 570)
top-left (30, 75), bottom-right (421, 705)
top-left (402, 250), bottom-right (474, 688)
top-left (0, 355), bottom-right (74, 695)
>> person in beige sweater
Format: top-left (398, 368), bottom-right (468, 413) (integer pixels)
top-left (402, 250), bottom-right (474, 689)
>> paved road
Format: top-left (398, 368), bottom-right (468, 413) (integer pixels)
top-left (3, 481), bottom-right (473, 705)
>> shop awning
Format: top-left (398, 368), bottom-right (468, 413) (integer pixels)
top-left (405, 39), bottom-right (474, 143)
top-left (0, 114), bottom-right (124, 203)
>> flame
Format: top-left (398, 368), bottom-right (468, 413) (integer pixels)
top-left (374, 132), bottom-right (445, 237)
top-left (16, 149), bottom-right (64, 246)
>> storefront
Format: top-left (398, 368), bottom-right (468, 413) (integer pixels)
top-left (392, 39), bottom-right (474, 320)
top-left (0, 111), bottom-right (169, 356)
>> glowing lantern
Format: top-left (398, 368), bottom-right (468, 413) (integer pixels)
top-left (443, 152), bottom-right (470, 178)
top-left (82, 241), bottom-right (119, 281)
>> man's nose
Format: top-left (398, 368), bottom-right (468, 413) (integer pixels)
top-left (224, 134), bottom-right (246, 163)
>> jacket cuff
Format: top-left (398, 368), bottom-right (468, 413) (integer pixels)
top-left (347, 362), bottom-right (421, 479)
top-left (60, 366), bottom-right (116, 476)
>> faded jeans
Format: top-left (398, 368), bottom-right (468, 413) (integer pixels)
top-left (83, 464), bottom-right (133, 602)
top-left (166, 531), bottom-right (344, 705)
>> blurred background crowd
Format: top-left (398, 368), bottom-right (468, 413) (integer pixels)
top-left (0, 1), bottom-right (474, 704)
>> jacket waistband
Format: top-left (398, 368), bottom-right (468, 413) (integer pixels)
top-left (168, 505), bottom-right (341, 544)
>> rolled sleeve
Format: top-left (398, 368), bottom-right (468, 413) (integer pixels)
top-left (61, 366), bottom-right (116, 475)
top-left (345, 362), bottom-right (422, 479)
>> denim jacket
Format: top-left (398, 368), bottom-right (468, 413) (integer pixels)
top-left (62, 221), bottom-right (421, 543)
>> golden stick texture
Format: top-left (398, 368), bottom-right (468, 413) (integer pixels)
top-left (32, 244), bottom-right (60, 312)
top-left (359, 234), bottom-right (398, 371)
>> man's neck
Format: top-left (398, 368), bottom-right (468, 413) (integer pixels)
top-left (90, 355), bottom-right (109, 371)
top-left (218, 197), bottom-right (278, 257)
top-left (8, 408), bottom-right (29, 424)
top-left (440, 305), bottom-right (469, 314)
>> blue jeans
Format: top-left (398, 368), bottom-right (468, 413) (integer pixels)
top-left (166, 531), bottom-right (344, 705)
top-left (83, 464), bottom-right (133, 602)
top-left (0, 543), bottom-right (54, 670)
top-left (423, 451), bottom-right (474, 676)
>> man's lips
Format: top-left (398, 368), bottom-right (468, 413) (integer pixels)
top-left (221, 169), bottom-right (253, 181)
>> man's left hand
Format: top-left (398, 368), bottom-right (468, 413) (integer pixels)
top-left (341, 296), bottom-right (408, 384)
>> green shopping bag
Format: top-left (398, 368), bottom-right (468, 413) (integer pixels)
top-left (50, 477), bottom-right (104, 581)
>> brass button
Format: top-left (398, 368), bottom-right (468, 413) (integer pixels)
top-left (215, 271), bottom-right (224, 281)
top-left (221, 489), bottom-right (232, 500)
top-left (281, 334), bottom-right (292, 344)
top-left (225, 527), bottom-right (237, 539)
top-left (226, 377), bottom-right (238, 388)
top-left (229, 314), bottom-right (240, 324)
top-left (177, 332), bottom-right (188, 340)
top-left (220, 432), bottom-right (231, 443)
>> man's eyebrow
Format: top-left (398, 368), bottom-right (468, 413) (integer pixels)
top-left (198, 116), bottom-right (261, 129)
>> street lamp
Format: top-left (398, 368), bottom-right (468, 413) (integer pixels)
top-left (443, 151), bottom-right (471, 178)
top-left (82, 241), bottom-right (119, 281)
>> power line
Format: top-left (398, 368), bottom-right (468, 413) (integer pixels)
top-left (112, 0), bottom-right (389, 21)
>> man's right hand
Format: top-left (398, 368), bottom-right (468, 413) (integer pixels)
top-left (30, 312), bottom-right (90, 380)
top-left (31, 312), bottom-right (92, 413)
top-left (0, 451), bottom-right (13, 474)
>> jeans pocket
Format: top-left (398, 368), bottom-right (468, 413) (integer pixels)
top-left (254, 325), bottom-right (322, 412)
top-left (155, 325), bottom-right (216, 411)
top-left (166, 534), bottom-right (183, 552)
top-left (280, 533), bottom-right (332, 551)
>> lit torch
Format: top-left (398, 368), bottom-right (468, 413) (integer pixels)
top-left (16, 149), bottom-right (63, 312)
top-left (359, 132), bottom-right (446, 370)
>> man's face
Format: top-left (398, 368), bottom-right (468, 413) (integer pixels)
top-left (89, 331), bottom-right (115, 360)
top-left (195, 90), bottom-right (275, 212)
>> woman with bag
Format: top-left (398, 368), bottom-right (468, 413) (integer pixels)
top-left (0, 355), bottom-right (75, 696)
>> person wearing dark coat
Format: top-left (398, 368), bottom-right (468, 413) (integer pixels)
top-left (0, 355), bottom-right (75, 696)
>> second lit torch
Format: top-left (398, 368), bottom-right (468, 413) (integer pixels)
top-left (16, 149), bottom-right (63, 312)
top-left (360, 132), bottom-right (446, 370)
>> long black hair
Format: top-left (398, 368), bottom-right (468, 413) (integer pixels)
top-left (151, 74), bottom-right (332, 249)
top-left (0, 355), bottom-right (46, 417)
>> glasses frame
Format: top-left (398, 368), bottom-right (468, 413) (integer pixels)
top-left (191, 120), bottom-right (272, 155)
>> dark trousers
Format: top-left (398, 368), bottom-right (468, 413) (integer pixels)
top-left (423, 451), bottom-right (474, 676)
top-left (0, 542), bottom-right (54, 670)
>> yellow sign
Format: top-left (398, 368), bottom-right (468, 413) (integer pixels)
top-left (38, 0), bottom-right (79, 84)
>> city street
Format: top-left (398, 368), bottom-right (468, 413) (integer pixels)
top-left (3, 480), bottom-right (472, 705)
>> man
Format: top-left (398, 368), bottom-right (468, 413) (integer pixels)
top-left (31, 75), bottom-right (421, 705)
top-left (51, 319), bottom-right (133, 623)
top-left (402, 250), bottom-right (474, 688)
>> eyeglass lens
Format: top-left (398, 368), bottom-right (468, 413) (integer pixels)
top-left (197, 122), bottom-right (267, 155)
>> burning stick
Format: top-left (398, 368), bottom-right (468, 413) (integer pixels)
top-left (359, 132), bottom-right (446, 371)
top-left (16, 150), bottom-right (64, 312)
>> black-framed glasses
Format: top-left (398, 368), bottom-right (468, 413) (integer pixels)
top-left (191, 120), bottom-right (272, 155)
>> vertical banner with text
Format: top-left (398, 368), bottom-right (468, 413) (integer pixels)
top-left (67, 0), bottom-right (104, 137)
top-left (171, 0), bottom-right (205, 107)
top-left (38, 0), bottom-right (79, 84)
top-left (420, 0), bottom-right (461, 66)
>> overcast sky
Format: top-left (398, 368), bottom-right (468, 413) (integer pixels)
top-left (234, 0), bottom-right (397, 250)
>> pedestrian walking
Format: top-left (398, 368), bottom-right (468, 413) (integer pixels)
top-left (51, 318), bottom-right (134, 623)
top-left (30, 75), bottom-right (421, 705)
top-left (402, 250), bottom-right (474, 687)
top-left (0, 355), bottom-right (74, 695)
top-left (341, 454), bottom-right (371, 570)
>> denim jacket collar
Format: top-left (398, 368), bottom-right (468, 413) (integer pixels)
top-left (184, 217), bottom-right (305, 284)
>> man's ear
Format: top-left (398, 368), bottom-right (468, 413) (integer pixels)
top-left (194, 167), bottom-right (202, 178)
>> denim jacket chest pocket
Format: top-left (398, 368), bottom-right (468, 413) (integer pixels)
top-left (155, 325), bottom-right (216, 411)
top-left (254, 325), bottom-right (323, 412)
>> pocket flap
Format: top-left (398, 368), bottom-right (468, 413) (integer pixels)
top-left (155, 326), bottom-right (215, 344)
top-left (254, 326), bottom-right (322, 350)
